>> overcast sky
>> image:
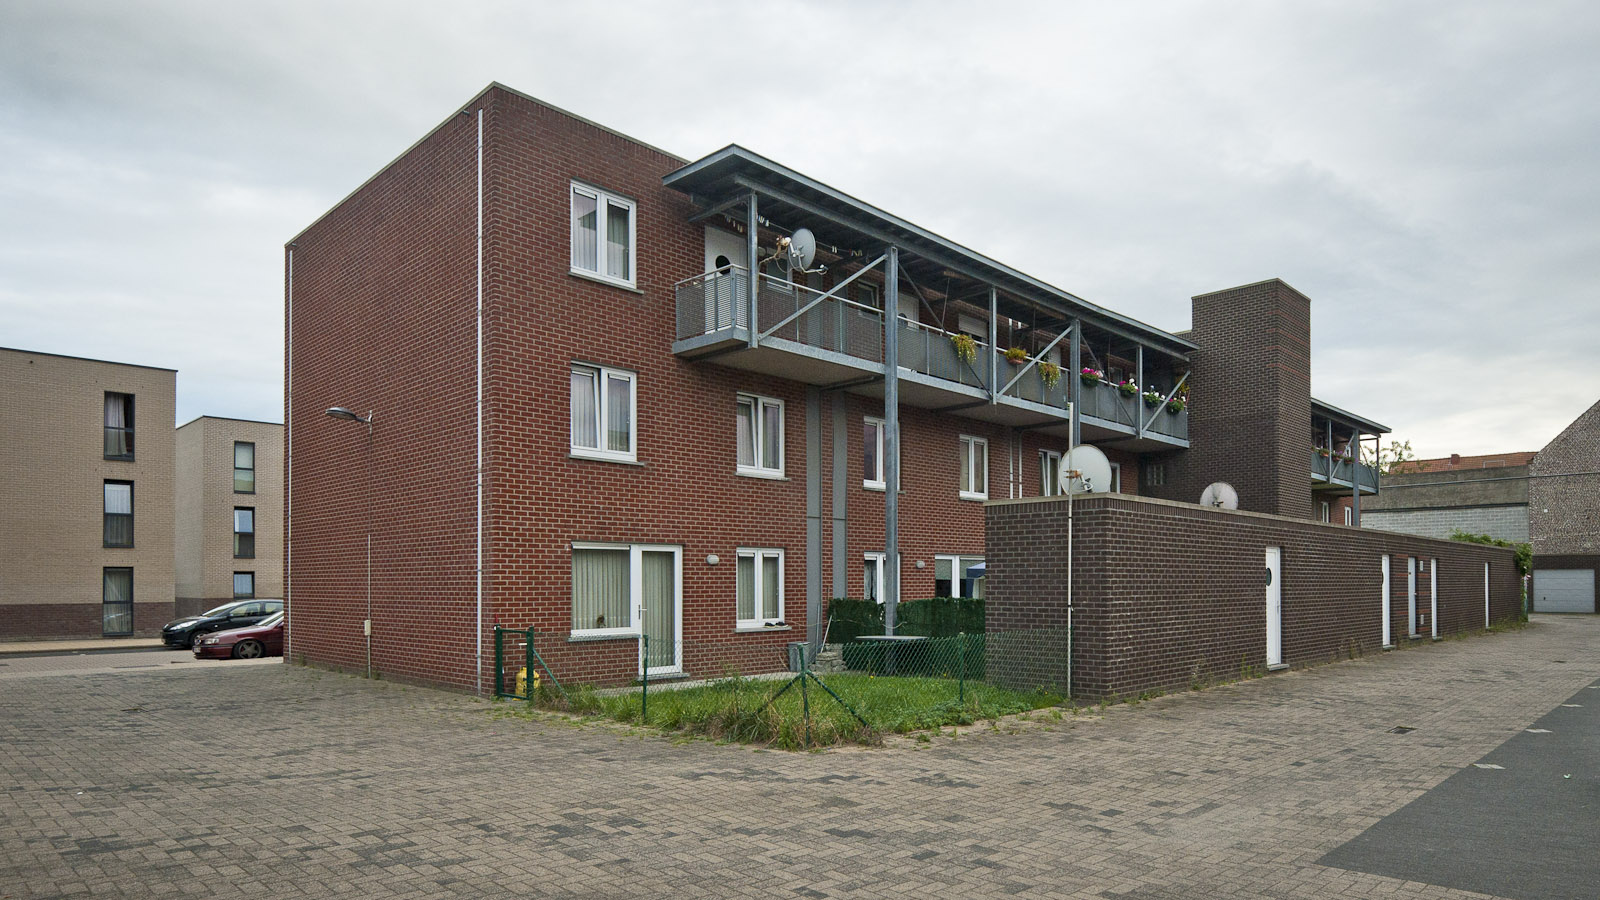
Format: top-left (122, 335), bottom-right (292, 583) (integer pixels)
top-left (3, 1), bottom-right (1597, 458)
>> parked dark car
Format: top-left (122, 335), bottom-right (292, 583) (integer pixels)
top-left (193, 612), bottom-right (284, 660)
top-left (162, 600), bottom-right (282, 649)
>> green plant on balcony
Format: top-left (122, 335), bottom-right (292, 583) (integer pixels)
top-left (1166, 397), bottom-right (1186, 414)
top-left (1141, 389), bottom-right (1163, 408)
top-left (950, 333), bottom-right (978, 366)
top-left (1079, 366), bottom-right (1104, 386)
top-left (1117, 379), bottom-right (1138, 396)
top-left (1039, 361), bottom-right (1061, 388)
top-left (1004, 346), bottom-right (1028, 364)
top-left (1317, 447), bottom-right (1331, 458)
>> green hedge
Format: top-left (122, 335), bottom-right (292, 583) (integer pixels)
top-left (825, 596), bottom-right (985, 643)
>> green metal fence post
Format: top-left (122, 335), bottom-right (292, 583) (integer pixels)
top-left (493, 627), bottom-right (504, 697)
top-left (958, 632), bottom-right (966, 705)
top-left (524, 626), bottom-right (534, 701)
top-left (640, 634), bottom-right (648, 724)
top-left (801, 665), bottom-right (812, 749)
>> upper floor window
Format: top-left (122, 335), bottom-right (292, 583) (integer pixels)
top-left (103, 481), bottom-right (133, 548)
top-left (234, 442), bottom-right (256, 493)
top-left (1041, 450), bottom-right (1063, 496)
top-left (1319, 501), bottom-right (1331, 523)
top-left (959, 435), bottom-right (988, 500)
top-left (736, 548), bottom-right (784, 628)
top-left (570, 182), bottom-right (635, 288)
top-left (1343, 505), bottom-right (1353, 526)
top-left (1144, 462), bottom-right (1167, 487)
top-left (104, 392), bottom-right (134, 460)
top-left (736, 394), bottom-right (784, 478)
top-left (570, 364), bottom-right (636, 463)
top-left (863, 416), bottom-right (885, 490)
top-left (234, 507), bottom-right (255, 559)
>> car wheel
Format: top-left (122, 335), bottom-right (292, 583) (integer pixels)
top-left (233, 640), bottom-right (264, 660)
top-left (187, 632), bottom-right (201, 649)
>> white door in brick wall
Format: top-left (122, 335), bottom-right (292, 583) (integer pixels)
top-left (1382, 555), bottom-right (1392, 646)
top-left (1265, 547), bottom-right (1283, 668)
top-left (1532, 570), bottom-right (1596, 613)
top-left (1407, 557), bottom-right (1418, 638)
top-left (704, 227), bottom-right (748, 332)
top-left (639, 547), bottom-right (683, 676)
top-left (1484, 562), bottom-right (1491, 628)
top-left (1430, 559), bottom-right (1439, 639)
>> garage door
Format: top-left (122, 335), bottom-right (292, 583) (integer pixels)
top-left (1532, 570), bottom-right (1596, 613)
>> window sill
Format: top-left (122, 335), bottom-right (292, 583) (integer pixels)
top-left (735, 624), bottom-right (791, 634)
top-left (568, 631), bottom-right (640, 643)
top-left (864, 482), bottom-right (886, 492)
top-left (737, 469), bottom-right (788, 481)
top-left (569, 269), bottom-right (643, 294)
top-left (568, 452), bottom-right (644, 467)
top-left (959, 493), bottom-right (989, 502)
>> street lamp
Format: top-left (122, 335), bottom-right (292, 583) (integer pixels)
top-left (325, 406), bottom-right (375, 677)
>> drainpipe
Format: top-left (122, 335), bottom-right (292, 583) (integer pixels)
top-left (475, 107), bottom-right (485, 695)
top-left (284, 247), bottom-right (293, 661)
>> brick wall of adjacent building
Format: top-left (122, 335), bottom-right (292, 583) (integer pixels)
top-left (175, 417), bottom-right (284, 617)
top-left (986, 494), bottom-right (1520, 700)
top-left (1143, 280), bottom-right (1313, 519)
top-left (1, 348), bottom-right (176, 638)
top-left (1363, 506), bottom-right (1529, 543)
top-left (1529, 398), bottom-right (1600, 557)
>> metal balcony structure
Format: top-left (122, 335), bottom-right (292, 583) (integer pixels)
top-left (1310, 398), bottom-right (1391, 525)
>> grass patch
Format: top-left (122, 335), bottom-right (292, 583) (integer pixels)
top-left (530, 674), bottom-right (1061, 750)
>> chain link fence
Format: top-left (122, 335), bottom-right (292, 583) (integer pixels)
top-left (493, 625), bottom-right (1069, 749)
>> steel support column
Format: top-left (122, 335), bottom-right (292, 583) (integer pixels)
top-left (988, 286), bottom-right (999, 403)
top-left (1069, 317), bottom-right (1082, 446)
top-left (745, 193), bottom-right (759, 348)
top-left (1351, 427), bottom-right (1362, 526)
top-left (1136, 345), bottom-right (1145, 440)
top-left (884, 245), bottom-right (901, 636)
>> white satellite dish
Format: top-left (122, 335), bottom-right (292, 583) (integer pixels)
top-left (1199, 482), bottom-right (1239, 509)
top-left (787, 228), bottom-right (818, 270)
top-left (1058, 445), bottom-right (1113, 495)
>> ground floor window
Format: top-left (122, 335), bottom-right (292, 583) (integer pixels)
top-left (864, 553), bottom-right (903, 603)
top-left (934, 555), bottom-right (986, 598)
top-left (1041, 450), bottom-right (1062, 496)
top-left (736, 548), bottom-right (784, 627)
top-left (233, 572), bottom-right (255, 599)
top-left (102, 567), bottom-right (133, 636)
top-left (570, 544), bottom-right (682, 672)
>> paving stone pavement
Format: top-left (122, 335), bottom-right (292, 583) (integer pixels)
top-left (2, 616), bottom-right (1596, 899)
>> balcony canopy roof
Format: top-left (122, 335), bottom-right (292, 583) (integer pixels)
top-left (663, 145), bottom-right (1197, 359)
top-left (1312, 397), bottom-right (1390, 435)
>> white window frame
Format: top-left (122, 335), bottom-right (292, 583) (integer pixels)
top-left (1320, 501), bottom-right (1331, 523)
top-left (1108, 462), bottom-right (1122, 493)
top-left (736, 547), bottom-right (785, 629)
top-left (570, 363), bottom-right (637, 463)
top-left (1041, 450), bottom-right (1063, 497)
top-left (736, 394), bottom-right (785, 479)
top-left (863, 416), bottom-right (886, 490)
top-left (934, 554), bottom-right (986, 599)
top-left (570, 182), bottom-right (637, 289)
top-left (569, 542), bottom-right (682, 641)
top-left (863, 552), bottom-right (902, 604)
top-left (1144, 462), bottom-right (1166, 487)
top-left (960, 435), bottom-right (989, 501)
top-left (1344, 505), bottom-right (1353, 526)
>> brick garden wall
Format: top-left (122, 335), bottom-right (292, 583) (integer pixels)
top-left (986, 494), bottom-right (1521, 700)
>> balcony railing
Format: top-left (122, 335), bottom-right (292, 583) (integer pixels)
top-left (674, 269), bottom-right (1068, 412)
top-left (1074, 381), bottom-right (1188, 441)
top-left (1311, 450), bottom-right (1379, 492)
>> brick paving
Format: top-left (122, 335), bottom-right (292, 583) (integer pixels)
top-left (2, 616), bottom-right (1595, 899)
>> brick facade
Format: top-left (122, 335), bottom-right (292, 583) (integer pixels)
top-left (1527, 397), bottom-right (1600, 612)
top-left (1144, 280), bottom-right (1314, 518)
top-left (986, 494), bottom-right (1520, 700)
top-left (1, 348), bottom-right (176, 638)
top-left (175, 417), bottom-right (284, 617)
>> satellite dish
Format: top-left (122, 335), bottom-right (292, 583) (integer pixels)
top-left (787, 228), bottom-right (817, 270)
top-left (1199, 482), bottom-right (1239, 509)
top-left (1058, 445), bottom-right (1113, 495)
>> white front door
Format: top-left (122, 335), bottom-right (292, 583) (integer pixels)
top-left (1265, 547), bottom-right (1283, 668)
top-left (703, 227), bottom-right (748, 332)
top-left (1430, 559), bottom-right (1439, 639)
top-left (638, 546), bottom-right (682, 676)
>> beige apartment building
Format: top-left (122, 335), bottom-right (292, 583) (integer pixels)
top-left (0, 348), bottom-right (176, 638)
top-left (175, 416), bottom-right (284, 617)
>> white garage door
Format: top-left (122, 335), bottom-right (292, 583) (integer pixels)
top-left (1533, 570), bottom-right (1596, 613)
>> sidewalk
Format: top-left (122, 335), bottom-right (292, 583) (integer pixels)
top-left (0, 636), bottom-right (166, 656)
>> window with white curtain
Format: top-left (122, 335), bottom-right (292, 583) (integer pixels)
top-left (233, 572), bottom-right (255, 599)
top-left (863, 416), bottom-right (885, 490)
top-left (960, 435), bottom-right (988, 500)
top-left (103, 481), bottom-right (133, 548)
top-left (736, 548), bottom-right (784, 627)
top-left (863, 553), bottom-right (901, 604)
top-left (736, 394), bottom-right (784, 478)
top-left (570, 364), bottom-right (636, 462)
top-left (570, 183), bottom-right (635, 287)
top-left (571, 543), bottom-right (681, 643)
top-left (102, 567), bottom-right (133, 636)
top-left (935, 555), bottom-right (986, 599)
top-left (104, 392), bottom-right (134, 460)
top-left (233, 507), bottom-right (255, 558)
top-left (1041, 450), bottom-right (1062, 497)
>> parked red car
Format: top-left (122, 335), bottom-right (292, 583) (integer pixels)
top-left (192, 612), bottom-right (284, 660)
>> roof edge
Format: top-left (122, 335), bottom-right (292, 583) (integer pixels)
top-left (1, 346), bottom-right (177, 374)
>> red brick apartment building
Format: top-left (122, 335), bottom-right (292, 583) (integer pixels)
top-left (284, 84), bottom-right (1391, 692)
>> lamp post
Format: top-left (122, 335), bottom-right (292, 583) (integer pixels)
top-left (325, 407), bottom-right (374, 678)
